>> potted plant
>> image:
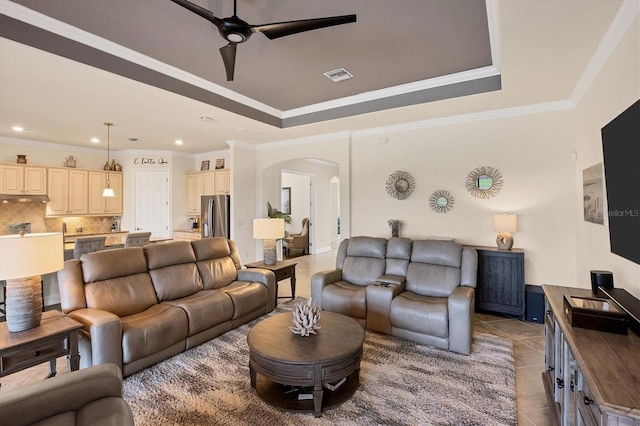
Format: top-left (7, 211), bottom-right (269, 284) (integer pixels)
top-left (267, 202), bottom-right (292, 224)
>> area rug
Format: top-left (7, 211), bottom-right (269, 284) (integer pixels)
top-left (123, 299), bottom-right (516, 425)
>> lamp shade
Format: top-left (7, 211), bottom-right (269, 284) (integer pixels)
top-left (493, 213), bottom-right (518, 233)
top-left (253, 218), bottom-right (285, 240)
top-left (0, 232), bottom-right (64, 280)
top-left (102, 187), bottom-right (115, 197)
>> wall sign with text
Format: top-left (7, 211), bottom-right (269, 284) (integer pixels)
top-left (133, 157), bottom-right (169, 166)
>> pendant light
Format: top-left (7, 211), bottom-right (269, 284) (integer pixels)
top-left (102, 122), bottom-right (115, 198)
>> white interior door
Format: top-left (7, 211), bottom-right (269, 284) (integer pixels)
top-left (135, 170), bottom-right (169, 238)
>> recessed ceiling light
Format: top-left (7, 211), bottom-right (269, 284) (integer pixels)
top-left (200, 116), bottom-right (215, 123)
top-left (12, 126), bottom-right (24, 132)
top-left (127, 137), bottom-right (138, 142)
top-left (323, 68), bottom-right (354, 82)
top-left (91, 137), bottom-right (100, 143)
top-left (175, 139), bottom-right (184, 145)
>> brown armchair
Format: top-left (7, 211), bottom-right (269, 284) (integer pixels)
top-left (285, 218), bottom-right (309, 255)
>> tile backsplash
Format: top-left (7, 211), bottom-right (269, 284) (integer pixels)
top-left (0, 203), bottom-right (120, 235)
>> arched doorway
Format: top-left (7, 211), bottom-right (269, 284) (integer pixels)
top-left (262, 158), bottom-right (339, 256)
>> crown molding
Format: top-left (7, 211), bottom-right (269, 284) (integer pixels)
top-left (255, 131), bottom-right (352, 150)
top-left (352, 101), bottom-right (574, 138)
top-left (570, 0), bottom-right (640, 105)
top-left (282, 66), bottom-right (500, 119)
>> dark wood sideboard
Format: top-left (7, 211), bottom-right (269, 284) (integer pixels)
top-left (542, 285), bottom-right (640, 425)
top-left (473, 246), bottom-right (525, 320)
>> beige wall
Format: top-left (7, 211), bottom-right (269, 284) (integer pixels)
top-left (573, 14), bottom-right (640, 297)
top-left (349, 110), bottom-right (578, 288)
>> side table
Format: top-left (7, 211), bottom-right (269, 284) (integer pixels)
top-left (245, 260), bottom-right (297, 301)
top-left (0, 310), bottom-right (82, 385)
top-left (472, 246), bottom-right (525, 320)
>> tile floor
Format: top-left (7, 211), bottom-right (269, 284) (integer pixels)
top-left (1, 247), bottom-right (555, 425)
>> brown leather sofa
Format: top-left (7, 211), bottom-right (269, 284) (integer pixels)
top-left (0, 363), bottom-right (133, 426)
top-left (58, 237), bottom-right (276, 376)
top-left (311, 236), bottom-right (477, 355)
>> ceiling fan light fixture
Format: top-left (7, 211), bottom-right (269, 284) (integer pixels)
top-left (226, 33), bottom-right (244, 43)
top-left (324, 68), bottom-right (354, 82)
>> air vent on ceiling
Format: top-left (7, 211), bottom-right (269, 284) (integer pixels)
top-left (323, 68), bottom-right (354, 82)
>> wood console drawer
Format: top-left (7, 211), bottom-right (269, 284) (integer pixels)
top-left (274, 268), bottom-right (294, 281)
top-left (1, 336), bottom-right (67, 374)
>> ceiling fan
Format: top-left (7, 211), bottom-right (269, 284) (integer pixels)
top-left (171, 0), bottom-right (356, 81)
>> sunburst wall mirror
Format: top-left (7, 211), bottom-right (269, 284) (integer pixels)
top-left (429, 190), bottom-right (454, 213)
top-left (465, 166), bottom-right (503, 199)
top-left (386, 170), bottom-right (415, 200)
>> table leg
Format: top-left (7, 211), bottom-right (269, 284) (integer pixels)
top-left (68, 331), bottom-right (80, 371)
top-left (290, 269), bottom-right (296, 299)
top-left (313, 385), bottom-right (323, 417)
top-left (47, 359), bottom-right (57, 378)
top-left (250, 363), bottom-right (256, 388)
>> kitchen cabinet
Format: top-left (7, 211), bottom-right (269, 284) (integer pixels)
top-left (185, 169), bottom-right (231, 215)
top-left (474, 246), bottom-right (525, 320)
top-left (542, 285), bottom-right (640, 425)
top-left (88, 171), bottom-right (123, 215)
top-left (46, 168), bottom-right (88, 216)
top-left (215, 169), bottom-right (230, 194)
top-left (0, 163), bottom-right (47, 195)
top-left (186, 173), bottom-right (204, 215)
top-left (203, 171), bottom-right (215, 196)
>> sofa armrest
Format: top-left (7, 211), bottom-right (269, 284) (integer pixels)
top-left (461, 247), bottom-right (478, 288)
top-left (68, 308), bottom-right (123, 370)
top-left (0, 364), bottom-right (132, 426)
top-left (366, 281), bottom-right (406, 333)
top-left (310, 269), bottom-right (342, 309)
top-left (448, 286), bottom-right (475, 355)
top-left (238, 269), bottom-right (277, 311)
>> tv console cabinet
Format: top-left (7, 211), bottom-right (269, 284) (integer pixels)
top-left (542, 285), bottom-right (640, 426)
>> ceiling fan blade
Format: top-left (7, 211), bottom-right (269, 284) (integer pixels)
top-left (219, 43), bottom-right (237, 81)
top-left (252, 15), bottom-right (356, 40)
top-left (170, 0), bottom-right (221, 26)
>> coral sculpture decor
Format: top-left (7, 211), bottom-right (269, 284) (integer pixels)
top-left (290, 299), bottom-right (321, 336)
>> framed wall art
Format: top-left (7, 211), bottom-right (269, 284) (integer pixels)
top-left (281, 187), bottom-right (291, 214)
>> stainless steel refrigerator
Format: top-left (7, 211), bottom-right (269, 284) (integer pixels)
top-left (201, 195), bottom-right (230, 238)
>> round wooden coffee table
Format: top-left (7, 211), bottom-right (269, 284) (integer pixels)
top-left (247, 311), bottom-right (364, 417)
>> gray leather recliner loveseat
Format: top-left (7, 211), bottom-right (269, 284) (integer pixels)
top-left (58, 237), bottom-right (276, 376)
top-left (311, 236), bottom-right (477, 355)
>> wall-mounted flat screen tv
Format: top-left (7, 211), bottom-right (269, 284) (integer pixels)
top-left (600, 99), bottom-right (639, 265)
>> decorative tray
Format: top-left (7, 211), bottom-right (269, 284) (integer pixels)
top-left (563, 294), bottom-right (628, 335)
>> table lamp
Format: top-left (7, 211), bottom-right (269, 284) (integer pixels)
top-left (253, 218), bottom-right (284, 265)
top-left (493, 213), bottom-right (517, 250)
top-left (0, 232), bottom-right (64, 332)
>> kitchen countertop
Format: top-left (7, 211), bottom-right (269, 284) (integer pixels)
top-left (174, 229), bottom-right (201, 233)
